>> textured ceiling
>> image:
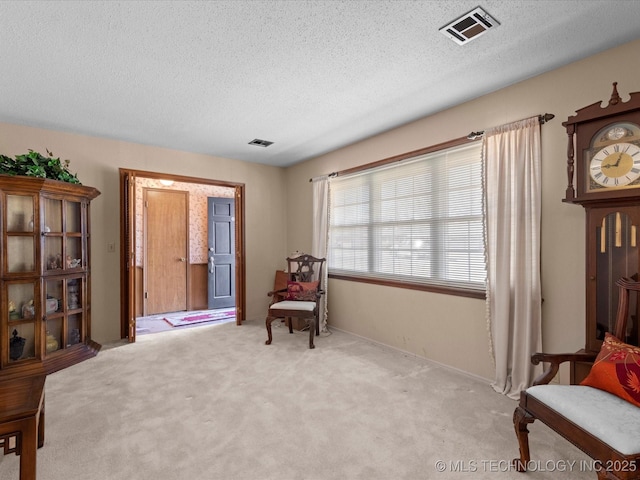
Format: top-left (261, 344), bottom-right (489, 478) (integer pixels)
top-left (1, 1), bottom-right (639, 167)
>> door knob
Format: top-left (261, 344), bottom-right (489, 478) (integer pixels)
top-left (179, 257), bottom-right (186, 262)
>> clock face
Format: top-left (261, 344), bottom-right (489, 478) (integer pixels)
top-left (589, 142), bottom-right (640, 188)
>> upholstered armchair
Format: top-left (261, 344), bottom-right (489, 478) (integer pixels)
top-left (513, 277), bottom-right (640, 480)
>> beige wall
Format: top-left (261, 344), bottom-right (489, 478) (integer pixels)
top-left (286, 39), bottom-right (640, 382)
top-left (0, 126), bottom-right (289, 343)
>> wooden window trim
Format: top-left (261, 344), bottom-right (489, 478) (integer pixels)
top-left (328, 273), bottom-right (486, 299)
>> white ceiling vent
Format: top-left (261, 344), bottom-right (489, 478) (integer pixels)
top-left (248, 138), bottom-right (274, 147)
top-left (439, 7), bottom-right (499, 45)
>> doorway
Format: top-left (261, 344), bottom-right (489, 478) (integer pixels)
top-left (119, 169), bottom-right (246, 343)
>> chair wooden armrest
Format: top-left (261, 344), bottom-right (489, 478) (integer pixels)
top-left (267, 288), bottom-right (287, 298)
top-left (267, 288), bottom-right (288, 309)
top-left (531, 351), bottom-right (597, 386)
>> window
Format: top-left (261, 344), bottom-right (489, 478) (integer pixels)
top-left (328, 140), bottom-right (485, 294)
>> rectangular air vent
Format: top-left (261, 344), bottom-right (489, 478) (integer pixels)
top-left (439, 7), bottom-right (499, 45)
top-left (248, 138), bottom-right (274, 147)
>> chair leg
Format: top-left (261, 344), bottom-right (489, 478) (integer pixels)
top-left (512, 406), bottom-right (535, 472)
top-left (38, 397), bottom-right (45, 449)
top-left (265, 316), bottom-right (276, 345)
top-left (308, 318), bottom-right (316, 349)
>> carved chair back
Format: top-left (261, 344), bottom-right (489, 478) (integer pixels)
top-left (613, 276), bottom-right (640, 342)
top-left (286, 254), bottom-right (325, 289)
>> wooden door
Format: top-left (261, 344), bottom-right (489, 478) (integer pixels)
top-left (208, 197), bottom-right (235, 309)
top-left (144, 189), bottom-right (188, 315)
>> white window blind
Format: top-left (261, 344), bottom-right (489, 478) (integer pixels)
top-left (329, 141), bottom-right (486, 291)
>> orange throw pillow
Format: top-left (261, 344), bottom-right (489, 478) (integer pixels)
top-left (286, 281), bottom-right (319, 301)
top-left (580, 333), bottom-right (640, 408)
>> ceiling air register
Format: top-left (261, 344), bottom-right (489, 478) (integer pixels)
top-left (439, 7), bottom-right (499, 45)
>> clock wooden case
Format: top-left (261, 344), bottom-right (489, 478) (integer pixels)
top-left (563, 82), bottom-right (640, 382)
top-left (0, 174), bottom-right (101, 380)
top-left (565, 82), bottom-right (640, 203)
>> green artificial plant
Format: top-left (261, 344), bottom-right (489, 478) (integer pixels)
top-left (0, 149), bottom-right (81, 184)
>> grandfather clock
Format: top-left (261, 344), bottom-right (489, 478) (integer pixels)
top-left (563, 82), bottom-right (640, 382)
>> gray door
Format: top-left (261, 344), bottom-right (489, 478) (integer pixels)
top-left (208, 197), bottom-right (235, 309)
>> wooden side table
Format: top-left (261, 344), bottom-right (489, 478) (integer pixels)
top-left (0, 375), bottom-right (46, 480)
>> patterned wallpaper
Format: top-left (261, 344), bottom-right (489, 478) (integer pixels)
top-left (134, 177), bottom-right (234, 266)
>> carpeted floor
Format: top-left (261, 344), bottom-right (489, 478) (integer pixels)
top-left (0, 319), bottom-right (592, 479)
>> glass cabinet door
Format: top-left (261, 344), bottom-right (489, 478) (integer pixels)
top-left (67, 313), bottom-right (82, 347)
top-left (65, 200), bottom-right (83, 269)
top-left (5, 194), bottom-right (35, 274)
top-left (6, 281), bottom-right (39, 364)
top-left (66, 201), bottom-right (81, 233)
top-left (43, 198), bottom-right (85, 272)
top-left (43, 198), bottom-right (63, 272)
top-left (44, 278), bottom-right (63, 355)
top-left (64, 276), bottom-right (85, 349)
top-left (40, 198), bottom-right (87, 358)
top-left (43, 275), bottom-right (85, 357)
top-left (588, 207), bottom-right (640, 351)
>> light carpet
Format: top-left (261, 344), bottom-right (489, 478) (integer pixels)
top-left (0, 320), bottom-right (592, 480)
top-left (163, 308), bottom-right (236, 327)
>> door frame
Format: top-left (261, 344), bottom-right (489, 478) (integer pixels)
top-left (119, 168), bottom-right (246, 342)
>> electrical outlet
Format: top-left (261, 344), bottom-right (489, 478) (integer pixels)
top-left (107, 242), bottom-right (116, 253)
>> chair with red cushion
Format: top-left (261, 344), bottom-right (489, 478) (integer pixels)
top-left (513, 277), bottom-right (640, 480)
top-left (265, 254), bottom-right (325, 349)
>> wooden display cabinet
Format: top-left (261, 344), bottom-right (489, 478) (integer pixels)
top-left (0, 175), bottom-right (100, 379)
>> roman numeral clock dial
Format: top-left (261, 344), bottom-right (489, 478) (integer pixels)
top-left (590, 142), bottom-right (640, 188)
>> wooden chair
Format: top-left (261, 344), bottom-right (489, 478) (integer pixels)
top-left (513, 277), bottom-right (640, 480)
top-left (265, 254), bottom-right (325, 349)
top-left (0, 374), bottom-right (46, 480)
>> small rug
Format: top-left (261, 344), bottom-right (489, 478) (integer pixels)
top-left (163, 308), bottom-right (236, 327)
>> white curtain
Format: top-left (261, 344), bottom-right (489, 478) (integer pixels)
top-left (312, 176), bottom-right (330, 332)
top-left (483, 116), bottom-right (543, 399)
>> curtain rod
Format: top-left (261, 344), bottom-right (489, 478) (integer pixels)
top-left (466, 113), bottom-right (555, 140)
top-left (309, 172), bottom-right (338, 183)
top-left (308, 113), bottom-right (555, 182)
